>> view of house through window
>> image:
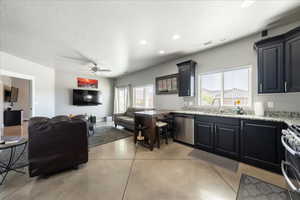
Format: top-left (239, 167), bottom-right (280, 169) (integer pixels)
top-left (200, 67), bottom-right (251, 107)
top-left (133, 85), bottom-right (154, 108)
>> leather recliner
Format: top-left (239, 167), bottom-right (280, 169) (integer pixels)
top-left (28, 115), bottom-right (88, 177)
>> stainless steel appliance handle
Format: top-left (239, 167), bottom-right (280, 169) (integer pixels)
top-left (281, 135), bottom-right (299, 156)
top-left (281, 161), bottom-right (300, 193)
top-left (287, 128), bottom-right (300, 143)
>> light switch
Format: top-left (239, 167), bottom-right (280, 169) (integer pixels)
top-left (267, 101), bottom-right (274, 109)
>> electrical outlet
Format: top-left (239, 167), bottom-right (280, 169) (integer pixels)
top-left (267, 101), bottom-right (274, 109)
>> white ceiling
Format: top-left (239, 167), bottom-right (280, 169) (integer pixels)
top-left (1, 0), bottom-right (300, 77)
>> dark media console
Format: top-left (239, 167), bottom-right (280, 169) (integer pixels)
top-left (4, 110), bottom-right (23, 126)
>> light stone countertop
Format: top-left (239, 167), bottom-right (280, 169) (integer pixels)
top-left (171, 110), bottom-right (300, 126)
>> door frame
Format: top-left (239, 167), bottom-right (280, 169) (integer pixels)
top-left (0, 69), bottom-right (36, 116)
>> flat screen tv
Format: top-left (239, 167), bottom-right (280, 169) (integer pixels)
top-left (73, 89), bottom-right (101, 106)
top-left (4, 87), bottom-right (18, 102)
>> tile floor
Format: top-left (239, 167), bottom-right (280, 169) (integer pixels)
top-left (0, 124), bottom-right (288, 200)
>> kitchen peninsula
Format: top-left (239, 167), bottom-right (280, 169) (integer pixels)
top-left (134, 110), bottom-right (170, 151)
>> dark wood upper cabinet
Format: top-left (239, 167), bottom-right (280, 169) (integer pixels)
top-left (285, 30), bottom-right (300, 92)
top-left (257, 41), bottom-right (284, 93)
top-left (255, 26), bottom-right (300, 94)
top-left (177, 60), bottom-right (196, 97)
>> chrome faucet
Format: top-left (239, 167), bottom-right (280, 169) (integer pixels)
top-left (211, 98), bottom-right (224, 113)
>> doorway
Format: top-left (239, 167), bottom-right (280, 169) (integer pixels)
top-left (0, 70), bottom-right (35, 137)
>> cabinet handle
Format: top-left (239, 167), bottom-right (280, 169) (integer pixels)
top-left (259, 83), bottom-right (262, 93)
top-left (284, 81), bottom-right (287, 93)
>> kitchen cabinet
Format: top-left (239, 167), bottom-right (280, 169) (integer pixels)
top-left (191, 114), bottom-right (285, 173)
top-left (285, 30), bottom-right (300, 92)
top-left (177, 60), bottom-right (196, 97)
top-left (194, 121), bottom-right (214, 152)
top-left (255, 26), bottom-right (300, 94)
top-left (194, 116), bottom-right (240, 159)
top-left (215, 123), bottom-right (240, 160)
top-left (257, 40), bottom-right (284, 93)
top-left (241, 119), bottom-right (284, 173)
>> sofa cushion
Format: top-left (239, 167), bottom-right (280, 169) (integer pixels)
top-left (125, 107), bottom-right (154, 118)
top-left (117, 116), bottom-right (134, 123)
top-left (125, 108), bottom-right (137, 118)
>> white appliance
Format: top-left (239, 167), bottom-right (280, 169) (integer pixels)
top-left (254, 102), bottom-right (265, 116)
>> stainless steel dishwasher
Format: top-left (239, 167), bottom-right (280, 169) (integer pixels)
top-left (173, 114), bottom-right (194, 145)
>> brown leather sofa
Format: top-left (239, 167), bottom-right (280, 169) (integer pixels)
top-left (28, 115), bottom-right (88, 177)
top-left (114, 107), bottom-right (154, 131)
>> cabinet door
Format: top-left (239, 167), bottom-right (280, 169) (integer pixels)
top-left (177, 60), bottom-right (196, 97)
top-left (194, 121), bottom-right (214, 152)
top-left (178, 66), bottom-right (189, 96)
top-left (241, 120), bottom-right (283, 173)
top-left (215, 123), bottom-right (240, 160)
top-left (285, 34), bottom-right (300, 92)
top-left (258, 43), bottom-right (284, 93)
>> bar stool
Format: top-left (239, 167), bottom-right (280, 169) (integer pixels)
top-left (156, 121), bottom-right (168, 148)
top-left (135, 124), bottom-right (148, 146)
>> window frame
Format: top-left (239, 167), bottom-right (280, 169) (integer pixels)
top-left (198, 65), bottom-right (252, 108)
top-left (116, 86), bottom-right (128, 114)
top-left (132, 84), bottom-right (154, 108)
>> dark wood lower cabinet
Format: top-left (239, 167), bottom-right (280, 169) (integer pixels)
top-left (241, 120), bottom-right (284, 173)
top-left (215, 123), bottom-right (240, 160)
top-left (192, 115), bottom-right (284, 173)
top-left (194, 121), bottom-right (214, 152)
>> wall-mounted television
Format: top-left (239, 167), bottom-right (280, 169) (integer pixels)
top-left (73, 89), bottom-right (101, 106)
top-left (4, 87), bottom-right (19, 102)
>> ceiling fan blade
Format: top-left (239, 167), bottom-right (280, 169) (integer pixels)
top-left (99, 69), bottom-right (111, 72)
top-left (75, 51), bottom-right (97, 65)
top-left (60, 55), bottom-right (91, 64)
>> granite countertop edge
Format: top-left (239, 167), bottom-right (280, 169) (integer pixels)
top-left (170, 110), bottom-right (300, 126)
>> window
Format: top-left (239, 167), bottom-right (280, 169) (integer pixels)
top-left (199, 67), bottom-right (251, 107)
top-left (133, 85), bottom-right (154, 108)
top-left (116, 87), bottom-right (127, 113)
top-left (200, 73), bottom-right (222, 106)
top-left (114, 86), bottom-right (130, 114)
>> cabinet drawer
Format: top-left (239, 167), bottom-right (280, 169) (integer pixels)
top-left (195, 115), bottom-right (239, 126)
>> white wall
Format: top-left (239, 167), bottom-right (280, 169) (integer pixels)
top-left (55, 71), bottom-right (114, 120)
top-left (116, 21), bottom-right (300, 112)
top-left (0, 51), bottom-right (55, 118)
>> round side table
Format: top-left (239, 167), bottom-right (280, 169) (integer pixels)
top-left (0, 136), bottom-right (28, 185)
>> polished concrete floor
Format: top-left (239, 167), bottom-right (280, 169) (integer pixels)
top-left (0, 126), bottom-right (287, 200)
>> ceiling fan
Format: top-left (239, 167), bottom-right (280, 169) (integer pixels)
top-left (61, 51), bottom-right (111, 74)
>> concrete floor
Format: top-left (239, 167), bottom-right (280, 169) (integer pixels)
top-left (0, 133), bottom-right (287, 200)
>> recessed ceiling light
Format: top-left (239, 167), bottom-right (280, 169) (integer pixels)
top-left (172, 34), bottom-right (181, 40)
top-left (241, 0), bottom-right (255, 8)
top-left (159, 50), bottom-right (165, 54)
top-left (139, 40), bottom-right (148, 45)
